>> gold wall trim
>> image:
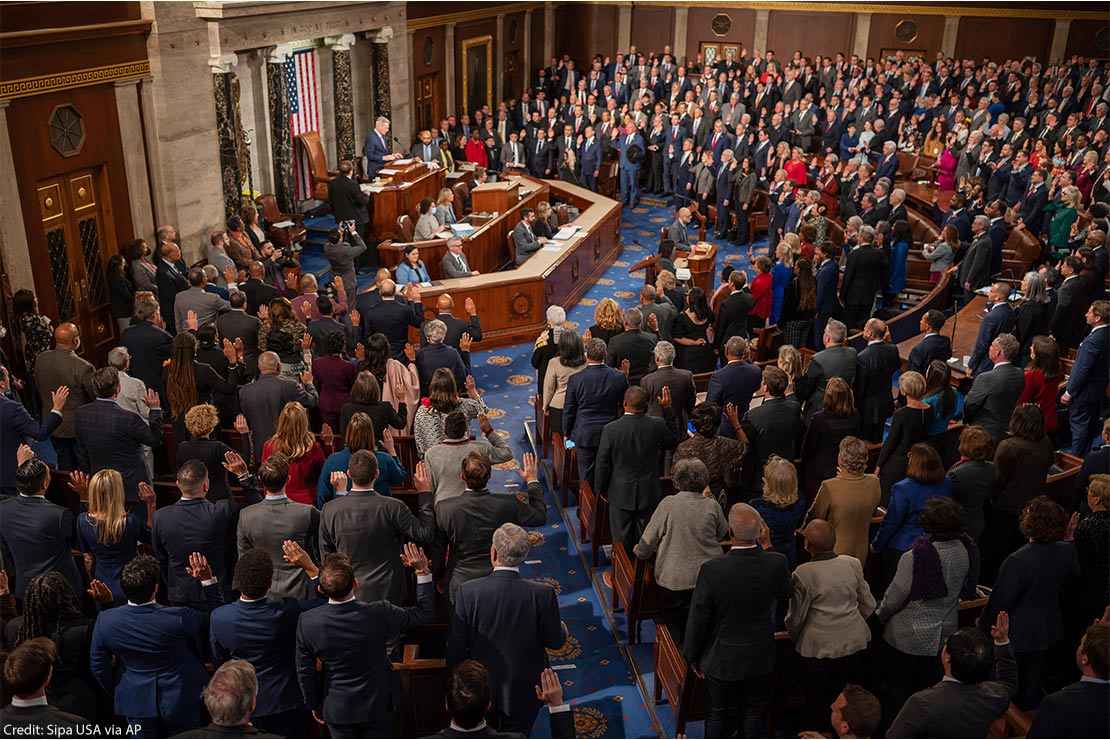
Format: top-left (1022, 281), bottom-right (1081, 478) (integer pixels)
top-left (0, 61), bottom-right (152, 101)
top-left (580, 1), bottom-right (1109, 21)
top-left (407, 2), bottom-right (546, 30)
top-left (461, 34), bottom-right (495, 114)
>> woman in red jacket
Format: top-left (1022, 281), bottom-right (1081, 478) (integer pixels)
top-left (749, 256), bottom-right (773, 334)
top-left (463, 130), bottom-right (489, 168)
top-left (261, 402), bottom-right (325, 505)
top-left (1017, 335), bottom-right (1064, 439)
top-left (784, 147), bottom-right (809, 187)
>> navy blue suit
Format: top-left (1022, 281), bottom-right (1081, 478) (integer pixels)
top-left (361, 298), bottom-right (424, 360)
top-left (0, 401), bottom-right (60, 495)
top-left (616, 131), bottom-right (644, 206)
top-left (814, 258), bottom-right (841, 346)
top-left (1066, 325), bottom-right (1108, 454)
top-left (944, 208), bottom-right (974, 244)
top-left (563, 363), bottom-right (628, 484)
top-left (579, 137), bottom-right (602, 191)
top-left (0, 494), bottom-right (81, 597)
top-left (663, 124), bottom-right (688, 194)
top-left (908, 333), bottom-right (953, 375)
top-left (415, 342), bottom-right (467, 397)
top-left (363, 130), bottom-right (392, 178)
top-left (210, 595), bottom-right (324, 721)
top-left (969, 303), bottom-right (1015, 376)
top-left (875, 152), bottom-right (898, 181)
top-left (1004, 165), bottom-right (1031, 206)
top-left (90, 585), bottom-right (220, 733)
top-left (706, 360), bottom-right (763, 438)
top-left (1018, 184), bottom-right (1048, 236)
top-left (121, 321), bottom-right (174, 400)
top-left (74, 399), bottom-right (163, 502)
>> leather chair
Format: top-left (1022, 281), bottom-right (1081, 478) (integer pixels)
top-left (296, 131), bottom-right (337, 201)
top-left (451, 182), bottom-right (469, 220)
top-left (397, 214), bottom-right (415, 242)
top-left (255, 194), bottom-right (306, 248)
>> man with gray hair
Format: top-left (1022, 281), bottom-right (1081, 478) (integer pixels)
top-left (364, 115), bottom-right (399, 178)
top-left (447, 522), bottom-right (564, 734)
top-left (415, 318), bottom-right (466, 395)
top-left (176, 660), bottom-right (275, 737)
top-left (640, 340), bottom-right (696, 432)
top-left (840, 223), bottom-right (888, 331)
top-left (684, 502), bottom-right (790, 739)
top-left (796, 318), bottom-right (858, 419)
top-left (605, 307), bottom-right (658, 384)
top-left (639, 283), bottom-right (677, 340)
top-left (957, 214), bottom-right (994, 300)
top-left (107, 346), bottom-right (154, 477)
top-left (121, 294), bottom-right (173, 402)
top-left (964, 333), bottom-right (1024, 442)
top-left (531, 304), bottom-right (567, 394)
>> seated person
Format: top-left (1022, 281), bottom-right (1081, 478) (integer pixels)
top-left (512, 208), bottom-right (546, 266)
top-left (413, 198), bottom-right (440, 241)
top-left (395, 245), bottom-right (431, 285)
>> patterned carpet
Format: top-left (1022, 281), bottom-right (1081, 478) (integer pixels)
top-left (299, 200), bottom-right (767, 738)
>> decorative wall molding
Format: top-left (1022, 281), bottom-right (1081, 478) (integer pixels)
top-left (578, 1), bottom-right (1108, 21)
top-left (407, 2), bottom-right (546, 31)
top-left (0, 60), bottom-right (152, 101)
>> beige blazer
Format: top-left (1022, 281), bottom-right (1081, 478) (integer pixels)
top-left (786, 554), bottom-right (876, 659)
top-left (808, 471), bottom-right (882, 565)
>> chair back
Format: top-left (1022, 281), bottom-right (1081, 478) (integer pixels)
top-left (397, 214), bottom-right (415, 242)
top-left (451, 182), bottom-right (469, 219)
top-left (507, 233), bottom-right (517, 264)
top-left (295, 131), bottom-right (335, 200)
top-left (256, 194), bottom-right (283, 222)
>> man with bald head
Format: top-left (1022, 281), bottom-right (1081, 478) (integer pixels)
top-left (666, 207), bottom-right (693, 249)
top-left (786, 519), bottom-right (876, 730)
top-left (428, 293), bottom-right (482, 371)
top-left (684, 502), bottom-right (790, 739)
top-left (594, 384), bottom-right (679, 553)
top-left (241, 261), bottom-right (278, 316)
top-left (237, 351), bottom-right (318, 462)
top-left (33, 323), bottom-right (95, 469)
top-left (361, 279), bottom-right (423, 360)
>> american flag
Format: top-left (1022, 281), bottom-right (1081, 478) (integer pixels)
top-left (285, 48), bottom-right (320, 201)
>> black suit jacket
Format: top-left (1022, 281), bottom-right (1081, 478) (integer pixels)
top-left (715, 289), bottom-right (755, 351)
top-left (241, 278), bottom-right (279, 317)
top-left (640, 366), bottom-right (696, 433)
top-left (1052, 276), bottom-right (1090, 351)
top-left (855, 342), bottom-right (902, 429)
top-left (1027, 680), bottom-right (1110, 738)
top-left (605, 330), bottom-right (658, 385)
top-left (684, 547), bottom-right (790, 680)
top-left (448, 571), bottom-right (564, 727)
top-left (75, 399), bottom-right (163, 501)
top-left (156, 259), bottom-right (190, 332)
top-left (595, 411), bottom-right (679, 512)
top-left (981, 541), bottom-right (1080, 654)
top-left (796, 345), bottom-right (859, 415)
top-left (433, 312), bottom-right (482, 369)
top-left (907, 333), bottom-right (953, 375)
top-left (219, 310), bottom-right (262, 361)
top-left (840, 245), bottom-right (888, 308)
top-left (363, 299), bottom-right (423, 359)
top-left (741, 396), bottom-right (803, 470)
top-left (328, 174), bottom-right (369, 225)
top-left (296, 582), bottom-right (433, 725)
top-left (970, 303), bottom-right (1016, 375)
top-left (0, 495), bottom-right (82, 597)
top-left (121, 320), bottom-right (174, 397)
top-left (0, 704), bottom-right (86, 731)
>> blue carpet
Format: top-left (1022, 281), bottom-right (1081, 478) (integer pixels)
top-left (462, 201), bottom-right (767, 738)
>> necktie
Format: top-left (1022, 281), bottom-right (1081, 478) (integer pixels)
top-left (537, 142), bottom-right (542, 154)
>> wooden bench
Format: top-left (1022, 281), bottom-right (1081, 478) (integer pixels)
top-left (610, 542), bottom-right (660, 644)
top-left (577, 478), bottom-right (611, 566)
top-left (653, 623), bottom-right (705, 735)
top-left (391, 644), bottom-right (450, 737)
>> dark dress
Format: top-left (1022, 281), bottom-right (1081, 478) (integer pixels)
top-left (588, 324), bottom-right (624, 345)
top-left (4, 617), bottom-right (99, 721)
top-left (108, 272), bottom-right (134, 321)
top-left (799, 410), bottom-right (861, 501)
top-left (671, 312), bottom-right (717, 373)
top-left (946, 459), bottom-right (996, 542)
top-left (77, 512), bottom-right (150, 603)
top-left (876, 405), bottom-right (932, 504)
top-left (983, 435), bottom-right (1056, 583)
top-left (780, 276), bottom-right (816, 350)
top-left (338, 400), bottom-right (407, 439)
top-left (177, 437), bottom-right (235, 501)
top-left (750, 496), bottom-right (807, 568)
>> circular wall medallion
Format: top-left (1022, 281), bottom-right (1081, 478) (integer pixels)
top-left (422, 36), bottom-right (434, 66)
top-left (48, 104), bottom-right (85, 158)
top-left (895, 19), bottom-right (919, 44)
top-left (711, 13), bottom-right (732, 37)
top-left (510, 292), bottom-right (533, 317)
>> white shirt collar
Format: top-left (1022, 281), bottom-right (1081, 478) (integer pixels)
top-left (128, 598), bottom-right (157, 607)
top-left (1080, 676), bottom-right (1110, 684)
top-left (993, 361), bottom-right (1012, 367)
top-left (239, 595), bottom-right (265, 603)
top-left (493, 566), bottom-right (521, 573)
top-left (10, 696), bottom-right (48, 708)
top-left (449, 720), bottom-right (489, 733)
top-left (328, 594), bottom-right (357, 605)
top-left (730, 544), bottom-right (758, 550)
top-left (264, 493), bottom-right (288, 501)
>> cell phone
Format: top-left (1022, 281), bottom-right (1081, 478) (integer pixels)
top-left (564, 439), bottom-right (575, 450)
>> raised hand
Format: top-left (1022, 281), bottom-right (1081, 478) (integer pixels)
top-left (724, 402), bottom-right (740, 427)
top-left (478, 413), bottom-right (494, 436)
top-left (403, 343), bottom-right (417, 363)
top-left (186, 552), bottom-right (213, 581)
top-left (460, 333), bottom-right (473, 353)
top-left (144, 388), bottom-right (161, 409)
top-left (234, 414), bottom-right (249, 435)
top-left (301, 332), bottom-right (313, 351)
top-left (300, 369), bottom-right (314, 386)
top-left (320, 423), bottom-right (335, 448)
top-left (619, 358), bottom-right (631, 376)
top-left (258, 304), bottom-right (270, 322)
top-left (282, 539), bottom-right (317, 577)
top-left (68, 470), bottom-right (89, 495)
top-left (223, 264), bottom-right (238, 285)
top-left (330, 470), bottom-right (349, 493)
top-left (222, 450), bottom-right (248, 478)
top-left (534, 667), bottom-right (565, 707)
top-left (0, 570), bottom-right (8, 598)
top-left (50, 385), bottom-right (70, 413)
top-left (87, 579), bottom-right (114, 605)
top-left (348, 309), bottom-right (361, 327)
top-left (233, 337), bottom-right (245, 361)
top-left (16, 444), bottom-right (35, 467)
top-left (990, 610), bottom-right (1010, 644)
top-left (138, 481), bottom-right (156, 506)
top-left (520, 452), bottom-right (538, 483)
top-left (646, 312), bottom-right (660, 333)
top-left (412, 462), bottom-right (432, 493)
top-left (464, 374), bottom-right (479, 397)
top-left (186, 310), bottom-right (199, 332)
top-left (659, 385), bottom-right (672, 408)
top-left (400, 542), bottom-right (431, 575)
top-left (464, 297), bottom-right (477, 316)
top-left (222, 338), bottom-right (238, 364)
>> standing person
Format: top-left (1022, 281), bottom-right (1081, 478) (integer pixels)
top-left (750, 457), bottom-right (807, 567)
top-left (1017, 335), bottom-right (1064, 439)
top-left (260, 402), bottom-right (326, 507)
top-left (239, 352), bottom-right (319, 464)
top-left (595, 386), bottom-right (680, 552)
top-left (33, 323), bottom-right (95, 470)
top-left (855, 319), bottom-right (902, 442)
top-left (706, 336), bottom-right (762, 438)
top-left (295, 547), bottom-right (433, 738)
top-left (541, 330), bottom-right (587, 436)
top-left (1026, 622), bottom-right (1110, 738)
top-left (799, 378), bottom-right (861, 501)
top-left (807, 436), bottom-right (883, 566)
top-left (1061, 301), bottom-right (1109, 455)
top-left (0, 638), bottom-right (87, 731)
top-left (563, 338), bottom-right (628, 485)
top-left (969, 283), bottom-right (1017, 377)
top-left (947, 426), bottom-right (997, 543)
top-left (781, 257), bottom-right (816, 349)
top-left (616, 122), bottom-right (645, 207)
top-left (78, 470), bottom-right (156, 604)
top-left (328, 159), bottom-right (371, 246)
top-left (324, 223), bottom-right (368, 299)
top-left (876, 372), bottom-right (933, 502)
top-left (795, 319), bottom-right (858, 420)
top-left (447, 524), bottom-right (564, 734)
top-left (839, 225), bottom-right (888, 331)
top-left (814, 241), bottom-right (842, 348)
top-left (684, 503), bottom-right (791, 739)
top-left (670, 287), bottom-right (717, 374)
top-left (0, 368), bottom-right (66, 497)
top-left (964, 334), bottom-right (1025, 443)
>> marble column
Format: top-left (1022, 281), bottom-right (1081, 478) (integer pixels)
top-left (370, 27), bottom-right (392, 121)
top-left (382, 25), bottom-right (411, 150)
top-left (852, 13), bottom-right (872, 60)
top-left (1050, 20), bottom-right (1071, 63)
top-left (523, 11), bottom-right (532, 89)
top-left (0, 100), bottom-right (33, 293)
top-left (267, 45), bottom-right (295, 212)
top-left (674, 7), bottom-right (689, 65)
top-left (941, 16), bottom-right (960, 58)
top-left (236, 50), bottom-right (271, 196)
top-left (137, 76), bottom-right (169, 227)
top-left (496, 14), bottom-right (505, 104)
top-left (445, 23), bottom-right (457, 117)
top-left (113, 78), bottom-right (155, 242)
top-left (211, 53), bottom-right (243, 217)
top-left (753, 10), bottom-right (770, 54)
top-left (617, 3), bottom-right (632, 53)
top-left (543, 2), bottom-right (554, 63)
top-left (328, 34), bottom-right (357, 162)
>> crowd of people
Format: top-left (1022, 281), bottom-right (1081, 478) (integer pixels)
top-left (0, 35), bottom-right (1107, 740)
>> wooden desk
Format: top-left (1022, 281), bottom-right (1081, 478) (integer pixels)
top-left (366, 163), bottom-right (445, 240)
top-left (903, 180), bottom-right (952, 212)
top-left (683, 242), bottom-right (718, 296)
top-left (471, 180), bottom-right (520, 213)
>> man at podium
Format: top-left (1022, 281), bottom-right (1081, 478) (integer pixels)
top-left (364, 116), bottom-right (401, 178)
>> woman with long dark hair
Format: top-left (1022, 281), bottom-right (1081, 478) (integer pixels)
top-left (317, 411), bottom-right (406, 507)
top-left (106, 254), bottom-right (134, 335)
top-left (542, 330), bottom-right (586, 436)
top-left (259, 297), bottom-right (309, 379)
top-left (123, 238), bottom-right (158, 294)
top-left (780, 257), bottom-right (816, 348)
top-left (800, 378), bottom-right (861, 501)
top-left (164, 331), bottom-right (244, 440)
top-left (412, 368), bottom-right (487, 457)
top-left (671, 287), bottom-right (716, 373)
top-left (357, 333), bottom-right (420, 442)
top-left (922, 360), bottom-right (964, 461)
top-left (1017, 335), bottom-right (1063, 439)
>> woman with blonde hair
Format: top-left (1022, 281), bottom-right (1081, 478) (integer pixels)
top-left (434, 187), bottom-right (457, 226)
top-left (261, 402), bottom-right (325, 505)
top-left (316, 411), bottom-right (407, 507)
top-left (876, 370), bottom-right (933, 503)
top-left (77, 469), bottom-right (156, 603)
top-left (750, 456), bottom-right (806, 567)
top-left (777, 344), bottom-right (803, 397)
top-left (588, 297), bottom-right (625, 344)
top-left (1044, 185), bottom-right (1081, 254)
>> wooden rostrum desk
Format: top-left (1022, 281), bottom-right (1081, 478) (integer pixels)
top-left (365, 160), bottom-right (447, 241)
top-left (379, 175), bottom-right (622, 350)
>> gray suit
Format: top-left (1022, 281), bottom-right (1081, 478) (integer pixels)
top-left (238, 374), bottom-right (318, 462)
top-left (640, 365), bottom-right (696, 433)
top-left (411, 140), bottom-right (439, 163)
top-left (319, 489), bottom-right (434, 604)
top-left (957, 234), bottom-right (993, 292)
top-left (795, 345), bottom-right (859, 417)
top-left (174, 286), bottom-right (229, 332)
top-left (424, 434), bottom-right (515, 503)
top-left (501, 139), bottom-right (526, 169)
top-left (964, 362), bottom-right (1024, 441)
top-left (237, 496), bottom-right (320, 599)
top-left (666, 219), bottom-right (691, 249)
top-left (441, 250), bottom-right (474, 278)
top-left (324, 232), bottom-right (367, 298)
top-left (512, 220), bottom-right (541, 265)
top-left (639, 300), bottom-right (678, 340)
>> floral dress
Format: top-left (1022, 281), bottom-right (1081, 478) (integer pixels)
top-left (19, 313), bottom-right (53, 376)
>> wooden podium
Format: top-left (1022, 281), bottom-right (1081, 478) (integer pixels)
top-left (365, 161), bottom-right (445, 240)
top-left (471, 180), bottom-right (520, 214)
top-left (682, 242), bottom-right (718, 295)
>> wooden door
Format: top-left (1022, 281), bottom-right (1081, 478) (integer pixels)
top-left (35, 167), bottom-right (116, 363)
top-left (415, 74), bottom-right (439, 133)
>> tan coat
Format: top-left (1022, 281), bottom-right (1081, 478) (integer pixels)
top-left (786, 554), bottom-right (876, 659)
top-left (807, 472), bottom-right (882, 565)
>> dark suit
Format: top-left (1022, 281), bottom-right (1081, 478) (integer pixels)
top-left (595, 410), bottom-right (679, 550)
top-left (958, 234), bottom-right (993, 295)
top-left (307, 317), bottom-right (356, 357)
top-left (1052, 276), bottom-right (1091, 352)
top-left (238, 375), bottom-right (319, 462)
top-left (430, 311), bottom-right (482, 370)
top-left (1028, 679), bottom-right (1110, 738)
top-left (814, 258), bottom-right (841, 346)
top-left (320, 489), bottom-right (434, 605)
top-left (907, 333), bottom-right (953, 375)
top-left (640, 365), bottom-right (696, 433)
top-left (887, 643), bottom-right (1017, 738)
top-left (362, 299), bottom-right (423, 359)
top-left (604, 330), bottom-right (657, 385)
top-left (173, 724), bottom-right (282, 738)
top-left (415, 342), bottom-right (467, 397)
top-left (0, 494), bottom-right (82, 597)
top-left (840, 246), bottom-right (888, 329)
top-left (684, 547), bottom-right (791, 739)
top-left (0, 704), bottom-right (85, 731)
top-left (152, 491), bottom-right (261, 608)
top-left (969, 302), bottom-right (1015, 376)
top-left (296, 581), bottom-right (433, 733)
top-left (1066, 325), bottom-right (1108, 454)
top-left (156, 259), bottom-right (190, 333)
top-left (122, 321), bottom-right (174, 399)
top-left (563, 364), bottom-right (629, 484)
top-left (965, 362), bottom-right (1025, 441)
top-left (75, 399), bottom-right (163, 502)
top-left (796, 345), bottom-right (858, 418)
top-left (218, 310), bottom-right (262, 367)
top-left (0, 401), bottom-right (60, 495)
top-left (448, 570), bottom-right (564, 732)
top-left (435, 484), bottom-right (546, 598)
top-left (428, 708), bottom-right (575, 738)
top-left (328, 173), bottom-right (370, 229)
top-left (706, 360), bottom-right (763, 438)
top-left (363, 130), bottom-right (392, 178)
top-left (855, 341), bottom-right (902, 441)
top-left (741, 396), bottom-right (803, 489)
top-left (241, 278), bottom-right (279, 317)
top-left (715, 290), bottom-right (755, 357)
top-left (90, 587), bottom-right (219, 733)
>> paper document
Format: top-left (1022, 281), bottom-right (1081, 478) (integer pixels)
top-left (554, 226), bottom-right (580, 240)
top-left (272, 220), bottom-right (294, 228)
